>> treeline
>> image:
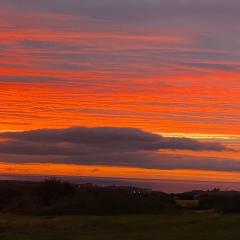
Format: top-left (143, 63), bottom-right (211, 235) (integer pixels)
top-left (175, 189), bottom-right (240, 213)
top-left (199, 192), bottom-right (240, 213)
top-left (0, 178), bottom-right (174, 215)
top-left (0, 179), bottom-right (240, 215)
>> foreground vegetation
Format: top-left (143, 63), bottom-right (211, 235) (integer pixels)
top-left (0, 179), bottom-right (174, 215)
top-left (2, 178), bottom-right (240, 215)
top-left (1, 179), bottom-right (240, 239)
top-left (1, 212), bottom-right (240, 240)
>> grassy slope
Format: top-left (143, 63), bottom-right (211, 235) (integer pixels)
top-left (0, 213), bottom-right (240, 240)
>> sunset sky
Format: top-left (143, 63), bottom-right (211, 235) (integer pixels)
top-left (0, 0), bottom-right (240, 185)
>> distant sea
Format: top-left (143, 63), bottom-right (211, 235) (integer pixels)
top-left (0, 174), bottom-right (240, 193)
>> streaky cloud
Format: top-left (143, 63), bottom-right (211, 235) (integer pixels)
top-left (1, 126), bottom-right (229, 154)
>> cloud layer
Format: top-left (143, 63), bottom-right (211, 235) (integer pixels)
top-left (0, 0), bottom-right (240, 137)
top-left (1, 126), bottom-right (238, 173)
top-left (1, 126), bottom-right (228, 155)
top-left (0, 1), bottom-right (239, 179)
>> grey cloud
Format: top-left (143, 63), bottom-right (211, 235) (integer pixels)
top-left (0, 127), bottom-right (237, 172)
top-left (0, 76), bottom-right (61, 83)
top-left (18, 40), bottom-right (84, 52)
top-left (1, 127), bottom-right (228, 155)
top-left (67, 152), bottom-right (240, 172)
top-left (0, 151), bottom-right (239, 172)
top-left (1, 0), bottom-right (240, 86)
top-left (3, 0), bottom-right (240, 24)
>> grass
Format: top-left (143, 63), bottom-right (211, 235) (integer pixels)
top-left (0, 212), bottom-right (240, 240)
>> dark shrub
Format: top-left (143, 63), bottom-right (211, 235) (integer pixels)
top-left (37, 177), bottom-right (76, 205)
top-left (199, 194), bottom-right (240, 213)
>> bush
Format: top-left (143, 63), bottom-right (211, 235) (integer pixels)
top-left (37, 177), bottom-right (76, 205)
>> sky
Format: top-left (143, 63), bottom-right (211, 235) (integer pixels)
top-left (0, 0), bottom-right (240, 186)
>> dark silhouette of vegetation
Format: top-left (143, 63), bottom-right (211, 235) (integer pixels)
top-left (199, 193), bottom-right (240, 213)
top-left (37, 177), bottom-right (76, 205)
top-left (0, 179), bottom-right (174, 215)
top-left (0, 179), bottom-right (240, 215)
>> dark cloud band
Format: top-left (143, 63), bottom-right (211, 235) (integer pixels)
top-left (1, 126), bottom-right (228, 155)
top-left (0, 126), bottom-right (237, 172)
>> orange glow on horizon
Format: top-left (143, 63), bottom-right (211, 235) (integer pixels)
top-left (0, 163), bottom-right (240, 183)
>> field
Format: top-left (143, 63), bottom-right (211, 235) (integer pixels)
top-left (0, 212), bottom-right (240, 240)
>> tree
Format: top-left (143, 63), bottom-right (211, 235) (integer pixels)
top-left (37, 177), bottom-right (76, 205)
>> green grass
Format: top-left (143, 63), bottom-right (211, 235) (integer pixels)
top-left (0, 212), bottom-right (240, 240)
